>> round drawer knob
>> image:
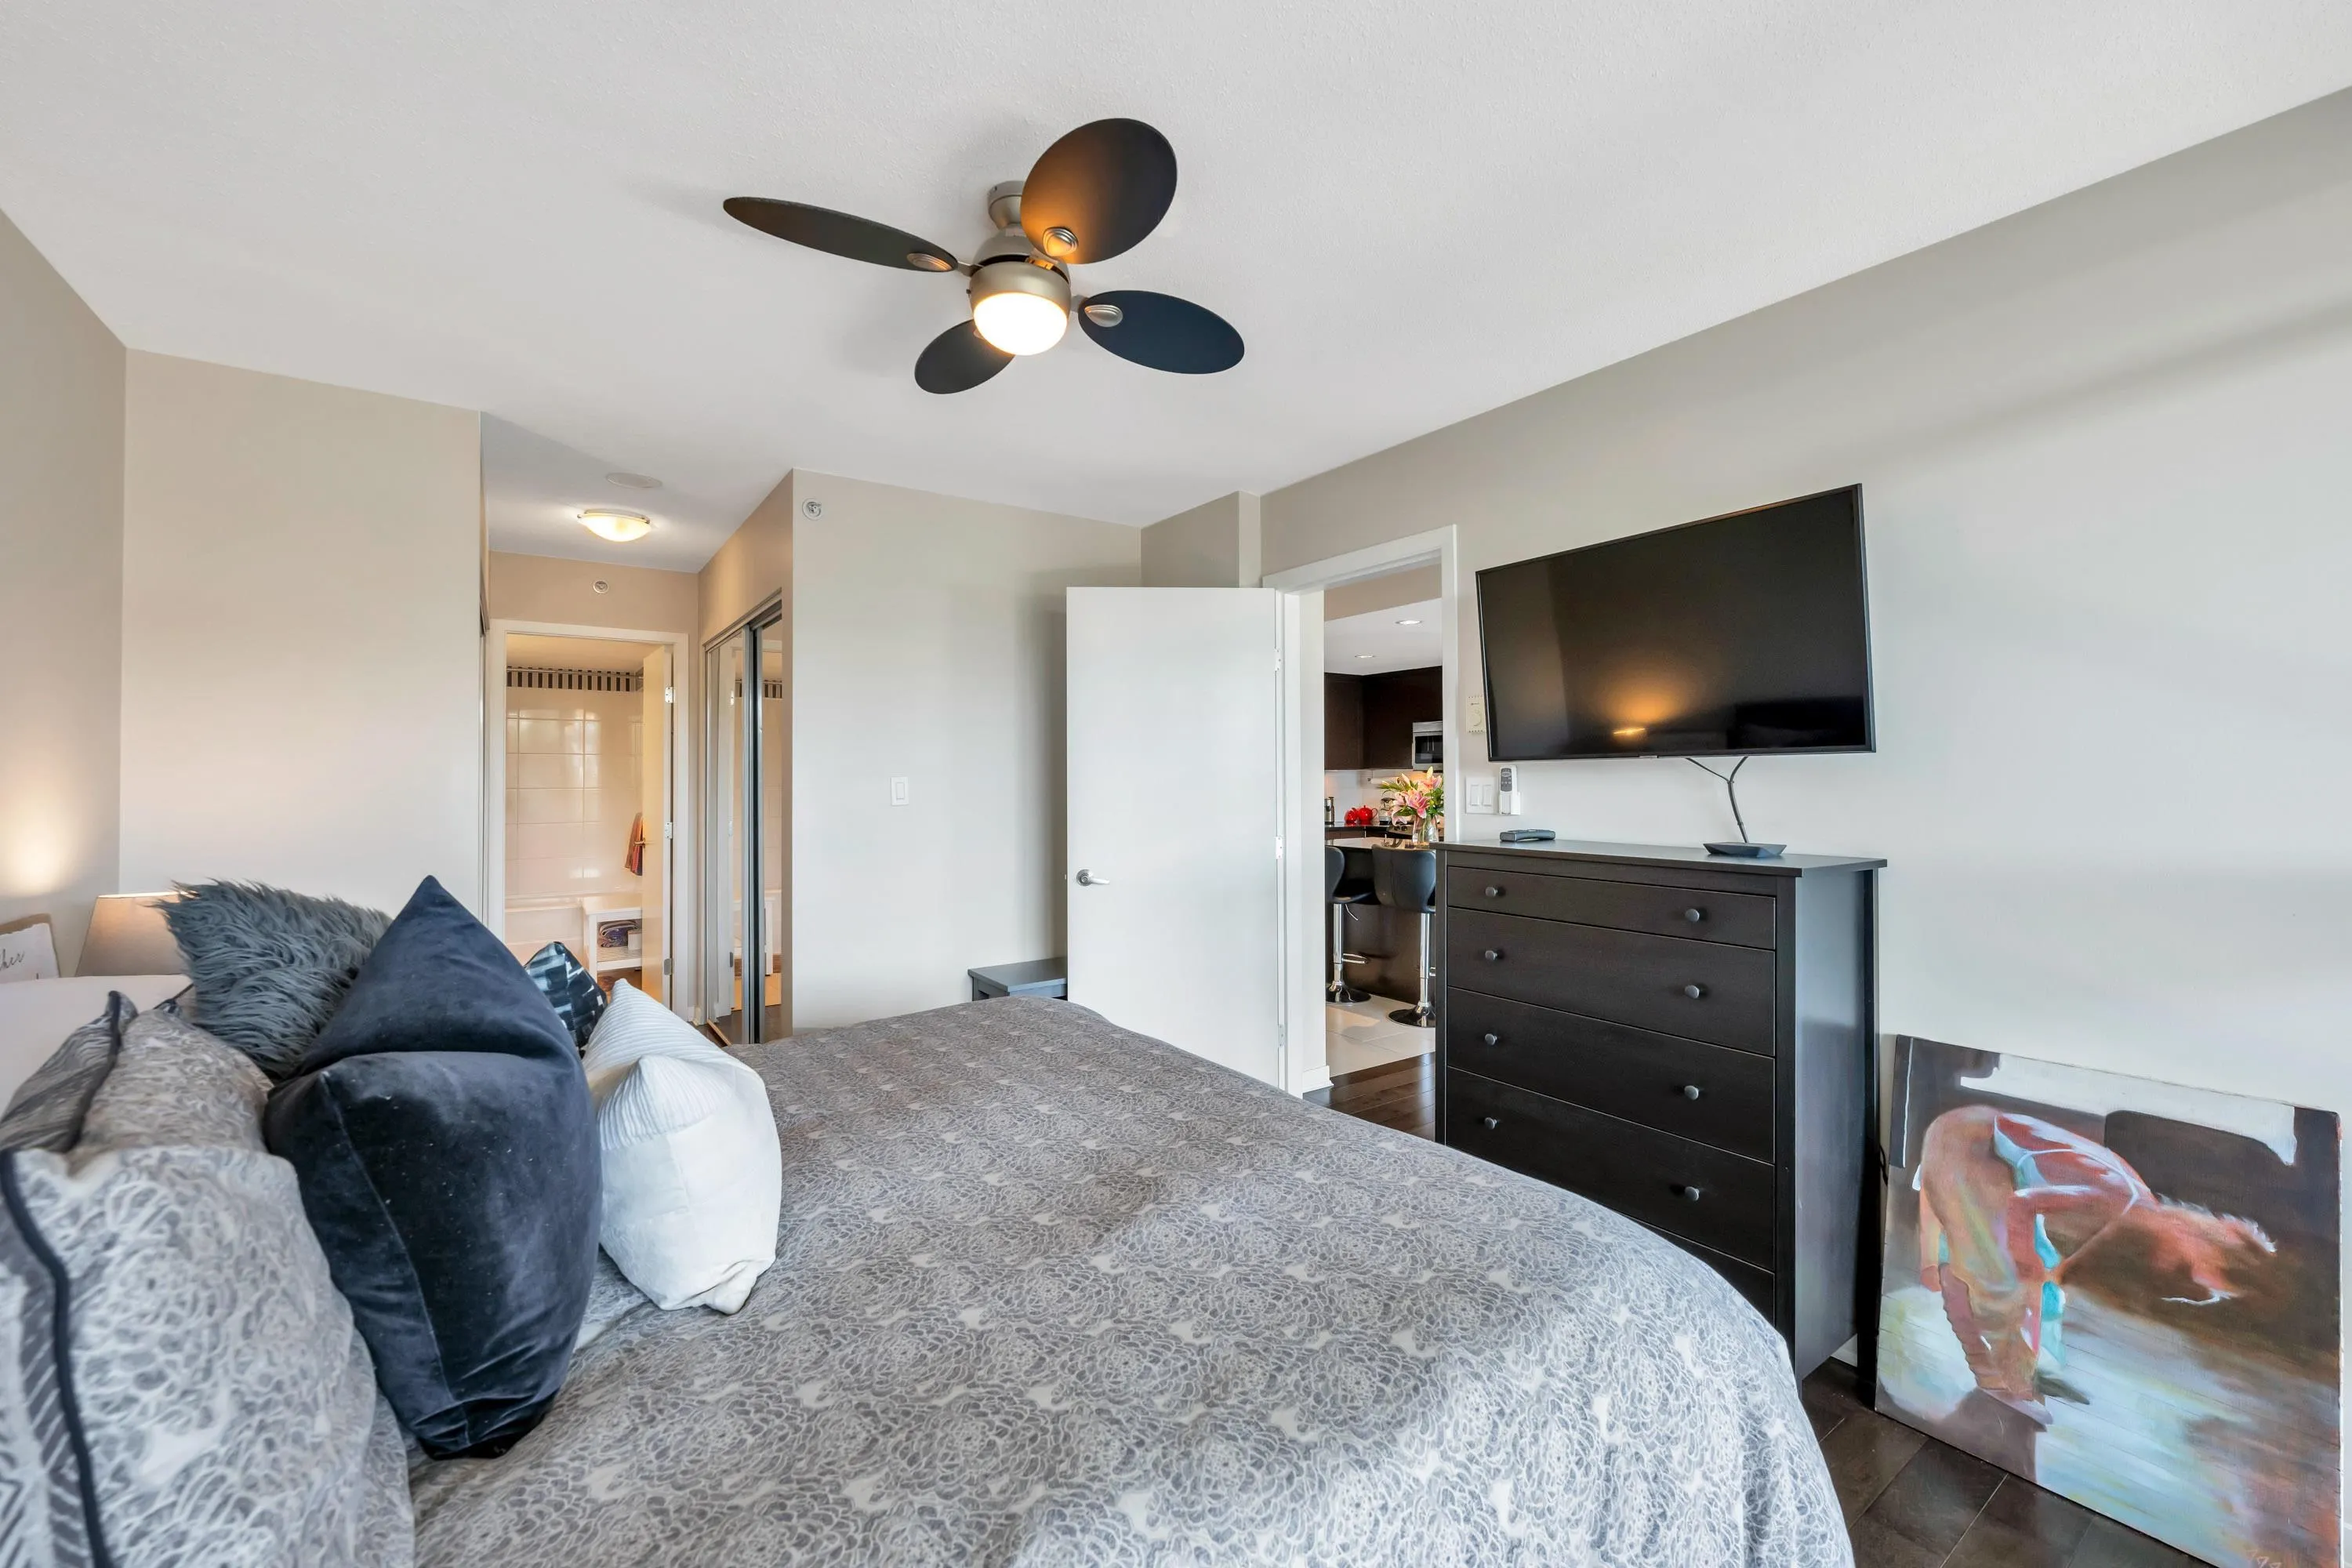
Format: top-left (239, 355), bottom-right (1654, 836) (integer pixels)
top-left (1682, 982), bottom-right (1706, 1000)
top-left (1483, 949), bottom-right (1503, 963)
top-left (1482, 1033), bottom-right (1500, 1047)
top-left (1682, 1083), bottom-right (1704, 1101)
top-left (1682, 907), bottom-right (1704, 923)
top-left (1678, 1185), bottom-right (1703, 1202)
top-left (1484, 885), bottom-right (1504, 898)
top-left (1482, 1116), bottom-right (1501, 1131)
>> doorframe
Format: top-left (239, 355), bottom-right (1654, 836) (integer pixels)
top-left (1262, 525), bottom-right (1461, 1095)
top-left (483, 618), bottom-right (696, 1021)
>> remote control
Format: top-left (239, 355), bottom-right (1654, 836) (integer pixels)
top-left (1497, 828), bottom-right (1557, 843)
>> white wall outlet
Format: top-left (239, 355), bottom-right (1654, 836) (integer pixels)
top-left (1464, 776), bottom-right (1497, 813)
top-left (889, 776), bottom-right (910, 806)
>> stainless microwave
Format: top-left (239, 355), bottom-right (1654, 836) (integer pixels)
top-left (1411, 721), bottom-right (1443, 771)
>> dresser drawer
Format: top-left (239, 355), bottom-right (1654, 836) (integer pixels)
top-left (1448, 909), bottom-right (1777, 1053)
top-left (1448, 866), bottom-right (1776, 949)
top-left (1639, 1223), bottom-right (1777, 1318)
top-left (1446, 1070), bottom-right (1777, 1268)
top-left (1446, 991), bottom-right (1773, 1161)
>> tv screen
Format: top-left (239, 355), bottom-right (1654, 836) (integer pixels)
top-left (1475, 486), bottom-right (1871, 761)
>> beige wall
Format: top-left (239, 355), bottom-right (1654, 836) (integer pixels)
top-left (789, 472), bottom-right (1140, 1028)
top-left (119, 353), bottom-right (484, 913)
top-left (1323, 564), bottom-right (1440, 621)
top-left (0, 206), bottom-right (126, 974)
top-left (1264, 94), bottom-right (2352, 1127)
top-left (488, 550), bottom-right (699, 636)
top-left (1140, 491), bottom-right (1261, 587)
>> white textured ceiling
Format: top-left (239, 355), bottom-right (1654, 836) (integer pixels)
top-left (4, 4), bottom-right (2348, 570)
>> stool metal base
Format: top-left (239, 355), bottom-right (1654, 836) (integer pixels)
top-left (1328, 982), bottom-right (1370, 1004)
top-left (1388, 1003), bottom-right (1435, 1029)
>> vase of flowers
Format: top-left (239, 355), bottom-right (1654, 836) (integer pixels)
top-left (1375, 771), bottom-right (1443, 844)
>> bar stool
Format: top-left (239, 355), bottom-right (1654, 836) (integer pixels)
top-left (1326, 845), bottom-right (1376, 1004)
top-left (1374, 848), bottom-right (1438, 1029)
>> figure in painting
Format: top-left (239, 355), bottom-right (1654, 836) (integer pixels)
top-left (1915, 1105), bottom-right (2279, 1423)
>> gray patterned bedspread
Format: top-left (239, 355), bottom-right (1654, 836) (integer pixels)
top-left (411, 999), bottom-right (1848, 1566)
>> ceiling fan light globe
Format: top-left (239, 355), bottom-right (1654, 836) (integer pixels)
top-left (968, 258), bottom-right (1073, 356)
top-left (973, 292), bottom-right (1068, 355)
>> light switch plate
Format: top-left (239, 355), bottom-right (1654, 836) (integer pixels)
top-left (889, 776), bottom-right (910, 806)
top-left (1464, 776), bottom-right (1497, 813)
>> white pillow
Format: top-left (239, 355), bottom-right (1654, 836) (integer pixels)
top-left (0, 974), bottom-right (187, 1107)
top-left (580, 981), bottom-right (781, 1312)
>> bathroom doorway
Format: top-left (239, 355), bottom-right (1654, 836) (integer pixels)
top-left (483, 622), bottom-right (691, 1020)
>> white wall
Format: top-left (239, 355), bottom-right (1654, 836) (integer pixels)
top-left (120, 352), bottom-right (484, 913)
top-left (789, 472), bottom-right (1140, 1028)
top-left (1141, 492), bottom-right (1261, 587)
top-left (0, 204), bottom-right (124, 973)
top-left (1265, 93), bottom-right (2352, 1127)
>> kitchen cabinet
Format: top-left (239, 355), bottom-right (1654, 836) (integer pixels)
top-left (1324, 673), bottom-right (1365, 771)
top-left (1362, 666), bottom-right (1441, 769)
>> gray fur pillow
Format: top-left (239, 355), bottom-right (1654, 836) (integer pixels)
top-left (0, 1007), bottom-right (413, 1567)
top-left (162, 882), bottom-right (390, 1079)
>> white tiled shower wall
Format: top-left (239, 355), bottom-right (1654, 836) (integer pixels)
top-left (506, 688), bottom-right (644, 898)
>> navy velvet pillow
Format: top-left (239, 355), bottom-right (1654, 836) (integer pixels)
top-left (265, 877), bottom-right (600, 1459)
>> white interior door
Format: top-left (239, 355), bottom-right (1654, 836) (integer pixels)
top-left (1067, 587), bottom-right (1283, 1083)
top-left (638, 644), bottom-right (671, 1006)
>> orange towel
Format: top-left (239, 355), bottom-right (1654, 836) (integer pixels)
top-left (624, 812), bottom-right (647, 876)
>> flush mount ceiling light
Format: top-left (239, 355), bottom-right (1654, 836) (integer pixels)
top-left (723, 118), bottom-right (1243, 394)
top-left (579, 509), bottom-right (653, 543)
top-left (1396, 618), bottom-right (1423, 626)
top-left (1356, 653), bottom-right (1376, 660)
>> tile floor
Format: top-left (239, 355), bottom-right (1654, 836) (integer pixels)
top-left (1323, 993), bottom-right (1433, 1078)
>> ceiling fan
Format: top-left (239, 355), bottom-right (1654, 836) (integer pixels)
top-left (724, 118), bottom-right (1243, 394)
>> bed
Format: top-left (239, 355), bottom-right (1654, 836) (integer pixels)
top-left (409, 997), bottom-right (1849, 1565)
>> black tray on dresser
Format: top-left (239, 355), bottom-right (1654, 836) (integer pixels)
top-left (1434, 839), bottom-right (1884, 1378)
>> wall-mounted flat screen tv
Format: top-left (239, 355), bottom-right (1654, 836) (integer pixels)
top-left (1475, 485), bottom-right (1872, 761)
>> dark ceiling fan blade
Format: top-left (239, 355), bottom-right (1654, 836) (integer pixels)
top-left (723, 198), bottom-right (959, 272)
top-left (1077, 291), bottom-right (1243, 374)
top-left (914, 321), bottom-right (1014, 394)
top-left (1019, 119), bottom-right (1177, 264)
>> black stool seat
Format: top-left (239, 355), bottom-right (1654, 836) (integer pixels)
top-left (1372, 847), bottom-right (1437, 913)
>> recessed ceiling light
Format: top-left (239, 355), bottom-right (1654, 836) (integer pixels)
top-left (604, 472), bottom-right (662, 490)
top-left (1396, 618), bottom-right (1423, 626)
top-left (579, 509), bottom-right (654, 543)
top-left (1356, 653), bottom-right (1375, 660)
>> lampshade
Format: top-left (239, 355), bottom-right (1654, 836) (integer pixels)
top-left (78, 892), bottom-right (185, 977)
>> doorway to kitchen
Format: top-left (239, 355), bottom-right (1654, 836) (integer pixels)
top-left (1319, 563), bottom-right (1447, 1097)
top-left (1265, 524), bottom-right (1460, 1109)
top-left (482, 622), bottom-right (691, 1019)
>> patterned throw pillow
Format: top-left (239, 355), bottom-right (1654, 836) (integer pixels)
top-left (0, 1007), bottom-right (414, 1568)
top-left (0, 991), bottom-right (136, 1153)
top-left (524, 941), bottom-right (607, 1051)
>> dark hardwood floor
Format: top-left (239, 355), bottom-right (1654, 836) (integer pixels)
top-left (1311, 1073), bottom-right (2201, 1568)
top-left (1306, 1051), bottom-right (1433, 1139)
top-left (1802, 1359), bottom-right (2199, 1567)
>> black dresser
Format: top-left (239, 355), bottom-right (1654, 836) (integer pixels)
top-left (1435, 839), bottom-right (1882, 1376)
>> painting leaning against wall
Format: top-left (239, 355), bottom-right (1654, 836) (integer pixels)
top-left (1878, 1036), bottom-right (2340, 1568)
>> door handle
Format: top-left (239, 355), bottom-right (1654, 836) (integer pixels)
top-left (1076, 869), bottom-right (1109, 887)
